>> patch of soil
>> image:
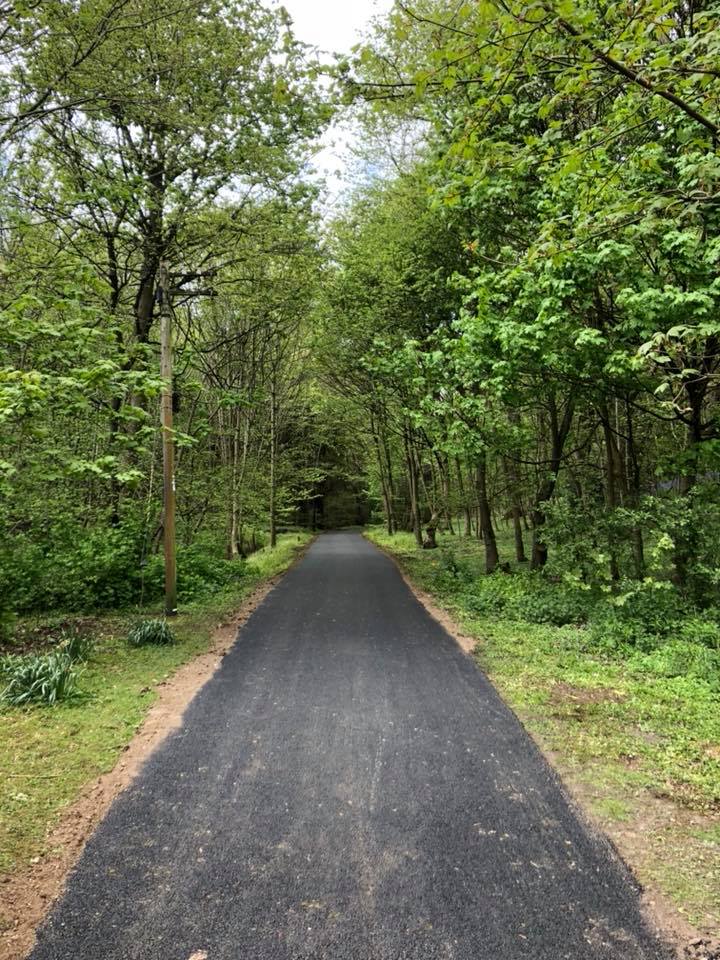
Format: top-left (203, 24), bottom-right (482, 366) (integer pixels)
top-left (0, 550), bottom-right (308, 960)
top-left (549, 680), bottom-right (627, 719)
top-left (1, 617), bottom-right (102, 656)
top-left (550, 680), bottom-right (626, 706)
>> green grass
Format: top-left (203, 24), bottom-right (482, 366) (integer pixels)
top-left (368, 527), bottom-right (720, 934)
top-left (0, 533), bottom-right (310, 878)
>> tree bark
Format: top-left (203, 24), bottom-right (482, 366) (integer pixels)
top-left (530, 392), bottom-right (576, 569)
top-left (404, 427), bottom-right (423, 547)
top-left (624, 399), bottom-right (645, 579)
top-left (456, 458), bottom-right (473, 537)
top-left (599, 404), bottom-right (621, 581)
top-left (477, 454), bottom-right (499, 573)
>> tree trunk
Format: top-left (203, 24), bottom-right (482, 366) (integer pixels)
top-left (505, 456), bottom-right (527, 563)
top-left (404, 428), bottom-right (423, 547)
top-left (477, 454), bottom-right (499, 574)
top-left (600, 405), bottom-right (621, 582)
top-left (436, 453), bottom-right (454, 534)
top-left (456, 458), bottom-right (472, 537)
top-left (371, 414), bottom-right (394, 535)
top-left (624, 399), bottom-right (645, 579)
top-left (227, 407), bottom-right (241, 559)
top-left (423, 509), bottom-right (439, 549)
top-left (233, 408), bottom-right (251, 558)
top-left (530, 392), bottom-right (576, 570)
top-left (674, 376), bottom-right (707, 588)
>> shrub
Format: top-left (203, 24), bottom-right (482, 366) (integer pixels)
top-left (511, 581), bottom-right (596, 626)
top-left (461, 572), bottom-right (595, 626)
top-left (0, 651), bottom-right (79, 706)
top-left (628, 639), bottom-right (720, 690)
top-left (586, 580), bottom-right (690, 652)
top-left (142, 543), bottom-right (247, 603)
top-left (585, 614), bottom-right (650, 653)
top-left (0, 522), bottom-right (148, 611)
top-left (0, 604), bottom-right (15, 645)
top-left (460, 574), bottom-right (521, 616)
top-left (0, 519), bottom-right (249, 613)
top-left (438, 548), bottom-right (473, 585)
top-left (127, 619), bottom-right (176, 648)
top-left (676, 616), bottom-right (720, 650)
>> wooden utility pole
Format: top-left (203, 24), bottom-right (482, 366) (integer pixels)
top-left (159, 262), bottom-right (178, 616)
top-left (269, 371), bottom-right (277, 548)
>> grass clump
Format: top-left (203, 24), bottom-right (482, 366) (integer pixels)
top-left (127, 618), bottom-right (176, 648)
top-left (0, 650), bottom-right (79, 706)
top-left (0, 629), bottom-right (93, 707)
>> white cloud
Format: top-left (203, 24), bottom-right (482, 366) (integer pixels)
top-left (281, 0), bottom-right (390, 55)
top-left (281, 0), bottom-right (395, 209)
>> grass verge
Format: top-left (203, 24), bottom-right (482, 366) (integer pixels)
top-left (0, 532), bottom-right (310, 881)
top-left (367, 527), bottom-right (720, 941)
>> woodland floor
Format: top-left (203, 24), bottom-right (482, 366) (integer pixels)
top-left (23, 532), bottom-right (674, 960)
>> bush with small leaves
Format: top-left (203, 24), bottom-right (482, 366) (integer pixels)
top-left (0, 650), bottom-right (79, 706)
top-left (127, 619), bottom-right (176, 648)
top-left (461, 572), bottom-right (596, 627)
top-left (438, 548), bottom-right (473, 587)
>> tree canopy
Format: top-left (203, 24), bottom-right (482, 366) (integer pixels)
top-left (2, 0), bottom-right (720, 612)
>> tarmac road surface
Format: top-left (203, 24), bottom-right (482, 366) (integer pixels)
top-left (29, 532), bottom-right (672, 960)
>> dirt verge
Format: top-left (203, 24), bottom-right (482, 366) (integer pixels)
top-left (0, 554), bottom-right (306, 960)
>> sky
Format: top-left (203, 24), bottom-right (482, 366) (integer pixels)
top-left (280, 0), bottom-right (395, 202)
top-left (282, 0), bottom-right (391, 55)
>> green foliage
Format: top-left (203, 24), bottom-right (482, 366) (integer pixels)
top-left (628, 641), bottom-right (720, 692)
top-left (587, 581), bottom-right (691, 652)
top-left (459, 574), bottom-right (594, 627)
top-left (0, 604), bottom-right (15, 645)
top-left (1, 523), bottom-right (147, 611)
top-left (437, 547), bottom-right (473, 584)
top-left (0, 651), bottom-right (79, 706)
top-left (1, 525), bottom-right (256, 613)
top-left (0, 0), bottom-right (331, 626)
top-left (58, 629), bottom-right (95, 663)
top-left (0, 624), bottom-right (92, 707)
top-left (126, 619), bottom-right (176, 649)
top-left (336, 0), bottom-right (720, 606)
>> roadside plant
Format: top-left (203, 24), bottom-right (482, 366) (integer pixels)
top-left (58, 630), bottom-right (94, 663)
top-left (0, 651), bottom-right (79, 706)
top-left (127, 619), bottom-right (176, 648)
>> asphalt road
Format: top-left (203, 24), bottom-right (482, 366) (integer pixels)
top-left (29, 532), bottom-right (672, 960)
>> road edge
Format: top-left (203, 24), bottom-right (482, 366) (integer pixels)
top-left (364, 532), bottom-right (709, 960)
top-left (1, 536), bottom-right (315, 960)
